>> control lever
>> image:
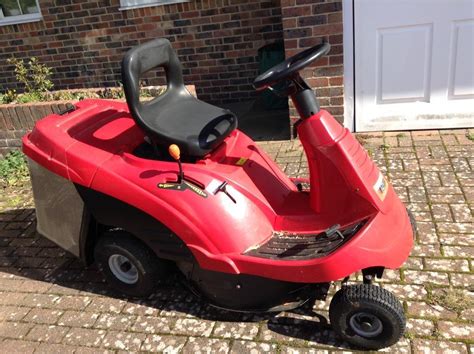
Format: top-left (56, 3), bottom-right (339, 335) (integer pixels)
top-left (169, 144), bottom-right (184, 183)
top-left (293, 119), bottom-right (303, 139)
top-left (214, 181), bottom-right (236, 203)
top-left (324, 224), bottom-right (344, 240)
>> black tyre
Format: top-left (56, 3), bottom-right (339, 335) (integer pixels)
top-left (94, 230), bottom-right (169, 298)
top-left (329, 284), bottom-right (405, 350)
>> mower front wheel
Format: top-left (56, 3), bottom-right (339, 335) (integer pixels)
top-left (94, 230), bottom-right (169, 298)
top-left (329, 284), bottom-right (405, 350)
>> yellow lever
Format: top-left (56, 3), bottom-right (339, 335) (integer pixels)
top-left (169, 144), bottom-right (181, 161)
top-left (168, 144), bottom-right (183, 183)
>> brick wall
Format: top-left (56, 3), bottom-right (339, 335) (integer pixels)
top-left (0, 0), bottom-right (283, 105)
top-left (281, 0), bottom-right (344, 125)
top-left (0, 101), bottom-right (65, 156)
top-left (0, 85), bottom-right (196, 157)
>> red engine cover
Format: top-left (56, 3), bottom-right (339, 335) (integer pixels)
top-left (23, 99), bottom-right (413, 283)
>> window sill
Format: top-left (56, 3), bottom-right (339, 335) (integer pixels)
top-left (119, 0), bottom-right (189, 11)
top-left (0, 13), bottom-right (42, 27)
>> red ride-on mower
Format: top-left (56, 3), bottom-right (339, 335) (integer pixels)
top-left (23, 39), bottom-right (414, 350)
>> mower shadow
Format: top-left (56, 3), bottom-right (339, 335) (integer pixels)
top-left (0, 207), bottom-right (352, 349)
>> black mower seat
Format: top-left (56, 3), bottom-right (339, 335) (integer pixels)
top-left (122, 39), bottom-right (237, 158)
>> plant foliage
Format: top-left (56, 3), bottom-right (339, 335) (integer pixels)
top-left (0, 150), bottom-right (30, 188)
top-left (3, 57), bottom-right (54, 103)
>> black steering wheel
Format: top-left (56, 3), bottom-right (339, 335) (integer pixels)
top-left (253, 41), bottom-right (331, 91)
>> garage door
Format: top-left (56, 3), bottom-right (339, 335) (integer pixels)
top-left (354, 0), bottom-right (474, 132)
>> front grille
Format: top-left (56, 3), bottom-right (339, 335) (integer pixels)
top-left (245, 219), bottom-right (367, 260)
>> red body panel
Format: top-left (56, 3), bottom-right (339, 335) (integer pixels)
top-left (23, 99), bottom-right (413, 283)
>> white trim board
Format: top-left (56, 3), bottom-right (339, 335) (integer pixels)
top-left (0, 0), bottom-right (42, 27)
top-left (342, 0), bottom-right (355, 132)
top-left (119, 0), bottom-right (189, 11)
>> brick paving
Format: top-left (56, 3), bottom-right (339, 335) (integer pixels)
top-left (0, 129), bottom-right (473, 353)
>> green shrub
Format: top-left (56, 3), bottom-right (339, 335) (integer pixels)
top-left (98, 87), bottom-right (125, 100)
top-left (0, 150), bottom-right (30, 187)
top-left (1, 65), bottom-right (165, 105)
top-left (2, 57), bottom-right (54, 104)
top-left (16, 92), bottom-right (43, 104)
top-left (0, 89), bottom-right (18, 104)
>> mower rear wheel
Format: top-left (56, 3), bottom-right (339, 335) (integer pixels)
top-left (94, 230), bottom-right (169, 298)
top-left (329, 284), bottom-right (405, 350)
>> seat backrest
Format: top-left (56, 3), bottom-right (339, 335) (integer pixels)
top-left (121, 38), bottom-right (189, 132)
top-left (122, 39), bottom-right (237, 159)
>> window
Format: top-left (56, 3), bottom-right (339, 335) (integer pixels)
top-left (119, 0), bottom-right (189, 11)
top-left (0, 0), bottom-right (42, 26)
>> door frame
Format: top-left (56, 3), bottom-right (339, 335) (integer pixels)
top-left (342, 0), bottom-right (355, 131)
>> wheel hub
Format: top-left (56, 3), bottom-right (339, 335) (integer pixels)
top-left (108, 254), bottom-right (139, 285)
top-left (120, 262), bottom-right (132, 272)
top-left (349, 312), bottom-right (383, 338)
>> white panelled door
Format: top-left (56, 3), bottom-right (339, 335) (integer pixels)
top-left (354, 0), bottom-right (474, 132)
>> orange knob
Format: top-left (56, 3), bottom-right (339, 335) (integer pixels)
top-left (168, 144), bottom-right (181, 160)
